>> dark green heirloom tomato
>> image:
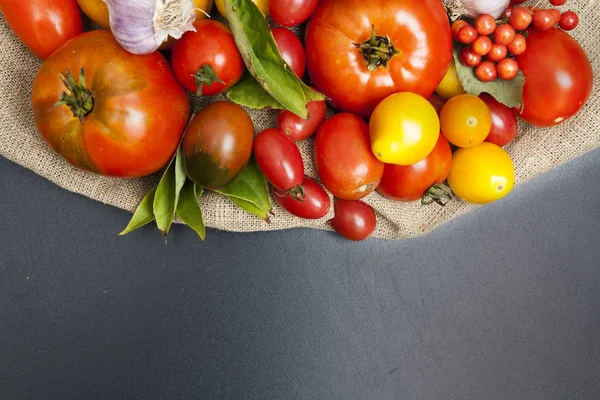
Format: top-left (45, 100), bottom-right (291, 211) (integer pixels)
top-left (182, 102), bottom-right (255, 190)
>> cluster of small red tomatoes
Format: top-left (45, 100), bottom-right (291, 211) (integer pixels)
top-left (0, 0), bottom-right (594, 241)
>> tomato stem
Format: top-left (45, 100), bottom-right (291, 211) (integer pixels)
top-left (421, 183), bottom-right (454, 206)
top-left (53, 68), bottom-right (94, 121)
top-left (354, 25), bottom-right (399, 72)
top-left (193, 64), bottom-right (224, 97)
top-left (287, 185), bottom-right (306, 202)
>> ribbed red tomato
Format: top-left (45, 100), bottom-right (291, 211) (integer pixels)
top-left (305, 0), bottom-right (452, 119)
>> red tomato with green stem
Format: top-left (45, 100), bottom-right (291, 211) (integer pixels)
top-left (0, 0), bottom-right (83, 60)
top-left (274, 177), bottom-right (331, 219)
top-left (305, 0), bottom-right (452, 119)
top-left (330, 199), bottom-right (376, 241)
top-left (31, 30), bottom-right (190, 178)
top-left (276, 98), bottom-right (326, 141)
top-left (271, 27), bottom-right (306, 78)
top-left (315, 113), bottom-right (385, 200)
top-left (480, 93), bottom-right (518, 147)
top-left (253, 128), bottom-right (304, 194)
top-left (376, 135), bottom-right (453, 203)
top-left (516, 28), bottom-right (593, 127)
top-left (171, 19), bottom-right (244, 96)
top-left (270, 0), bottom-right (319, 27)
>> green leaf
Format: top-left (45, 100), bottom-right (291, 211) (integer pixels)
top-left (453, 44), bottom-right (525, 110)
top-left (225, 0), bottom-right (324, 118)
top-left (214, 158), bottom-right (272, 222)
top-left (153, 146), bottom-right (187, 235)
top-left (176, 180), bottom-right (206, 240)
top-left (227, 73), bottom-right (286, 111)
top-left (118, 187), bottom-right (157, 236)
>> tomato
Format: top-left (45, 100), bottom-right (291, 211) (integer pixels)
top-left (183, 102), bottom-right (254, 190)
top-left (440, 94), bottom-right (492, 148)
top-left (254, 128), bottom-right (304, 192)
top-left (0, 0), bottom-right (83, 60)
top-left (435, 62), bottom-right (465, 100)
top-left (479, 93), bottom-right (518, 147)
top-left (276, 98), bottom-right (326, 141)
top-left (31, 30), bottom-right (190, 178)
top-left (216, 0), bottom-right (269, 17)
top-left (305, 0), bottom-right (452, 119)
top-left (448, 142), bottom-right (515, 205)
top-left (377, 134), bottom-right (452, 202)
top-left (171, 20), bottom-right (244, 96)
top-left (315, 113), bottom-right (384, 200)
top-left (369, 92), bottom-right (440, 166)
top-left (330, 199), bottom-right (376, 241)
top-left (516, 28), bottom-right (593, 127)
top-left (76, 0), bottom-right (110, 29)
top-left (270, 0), bottom-right (318, 27)
top-left (274, 177), bottom-right (330, 219)
top-left (271, 27), bottom-right (306, 78)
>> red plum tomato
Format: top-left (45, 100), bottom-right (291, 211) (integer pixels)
top-left (330, 199), bottom-right (376, 241)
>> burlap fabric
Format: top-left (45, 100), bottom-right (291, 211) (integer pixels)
top-left (1, 3), bottom-right (598, 240)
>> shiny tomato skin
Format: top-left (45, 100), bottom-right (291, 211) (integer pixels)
top-left (270, 0), bottom-right (319, 27)
top-left (271, 27), bottom-right (306, 78)
top-left (183, 102), bottom-right (254, 190)
top-left (315, 113), bottom-right (385, 200)
top-left (31, 30), bottom-right (190, 178)
top-left (171, 19), bottom-right (244, 96)
top-left (254, 128), bottom-right (304, 191)
top-left (330, 199), bottom-right (376, 241)
top-left (274, 177), bottom-right (331, 219)
top-left (516, 28), bottom-right (593, 127)
top-left (480, 93), bottom-right (518, 147)
top-left (0, 0), bottom-right (83, 60)
top-left (377, 134), bottom-right (452, 202)
top-left (305, 0), bottom-right (452, 119)
top-left (276, 98), bottom-right (326, 141)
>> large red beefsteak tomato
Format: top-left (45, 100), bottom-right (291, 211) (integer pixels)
top-left (31, 30), bottom-right (191, 178)
top-left (305, 0), bottom-right (452, 119)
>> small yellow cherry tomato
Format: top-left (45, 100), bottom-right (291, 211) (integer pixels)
top-left (448, 142), bottom-right (515, 205)
top-left (435, 61), bottom-right (465, 100)
top-left (440, 94), bottom-right (492, 148)
top-left (215, 0), bottom-right (269, 18)
top-left (369, 92), bottom-right (440, 166)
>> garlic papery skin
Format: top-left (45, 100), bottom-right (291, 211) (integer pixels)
top-left (443, 0), bottom-right (510, 20)
top-left (105, 0), bottom-right (197, 55)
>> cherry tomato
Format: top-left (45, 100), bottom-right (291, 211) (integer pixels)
top-left (32, 31), bottom-right (190, 178)
top-left (479, 93), bottom-right (518, 147)
top-left (0, 0), bottom-right (83, 60)
top-left (276, 98), bottom-right (326, 141)
top-left (559, 11), bottom-right (579, 31)
top-left (516, 28), bottom-right (593, 127)
top-left (315, 113), bottom-right (384, 200)
top-left (448, 142), bottom-right (515, 205)
top-left (460, 46), bottom-right (482, 67)
top-left (475, 61), bottom-right (498, 82)
top-left (183, 102), bottom-right (254, 190)
top-left (509, 6), bottom-right (532, 30)
top-left (270, 0), bottom-right (319, 27)
top-left (215, 0), bottom-right (269, 17)
top-left (171, 20), bottom-right (244, 96)
top-left (330, 199), bottom-right (376, 241)
top-left (473, 36), bottom-right (493, 56)
top-left (487, 43), bottom-right (508, 61)
top-left (271, 27), bottom-right (306, 78)
top-left (550, 0), bottom-right (567, 5)
top-left (369, 92), bottom-right (440, 165)
top-left (376, 135), bottom-right (453, 202)
top-left (532, 9), bottom-right (555, 30)
top-left (440, 94), bottom-right (492, 148)
top-left (507, 34), bottom-right (527, 56)
top-left (494, 24), bottom-right (516, 45)
top-left (274, 177), bottom-right (330, 219)
top-left (253, 128), bottom-right (304, 192)
top-left (458, 25), bottom-right (478, 44)
top-left (475, 14), bottom-right (496, 36)
top-left (451, 20), bottom-right (470, 41)
top-left (548, 9), bottom-right (561, 25)
top-left (305, 0), bottom-right (452, 119)
top-left (497, 58), bottom-right (519, 80)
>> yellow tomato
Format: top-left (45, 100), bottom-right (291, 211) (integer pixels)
top-left (440, 94), bottom-right (492, 148)
top-left (369, 92), bottom-right (440, 166)
top-left (435, 61), bottom-right (465, 100)
top-left (448, 142), bottom-right (515, 205)
top-left (76, 0), bottom-right (110, 29)
top-left (215, 0), bottom-right (269, 17)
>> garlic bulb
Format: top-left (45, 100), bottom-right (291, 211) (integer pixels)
top-left (105, 0), bottom-right (197, 55)
top-left (443, 0), bottom-right (510, 20)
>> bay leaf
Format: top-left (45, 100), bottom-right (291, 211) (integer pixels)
top-left (153, 145), bottom-right (186, 235)
top-left (453, 44), bottom-right (525, 109)
top-left (176, 180), bottom-right (206, 240)
top-left (227, 73), bottom-right (286, 111)
top-left (118, 187), bottom-right (157, 236)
